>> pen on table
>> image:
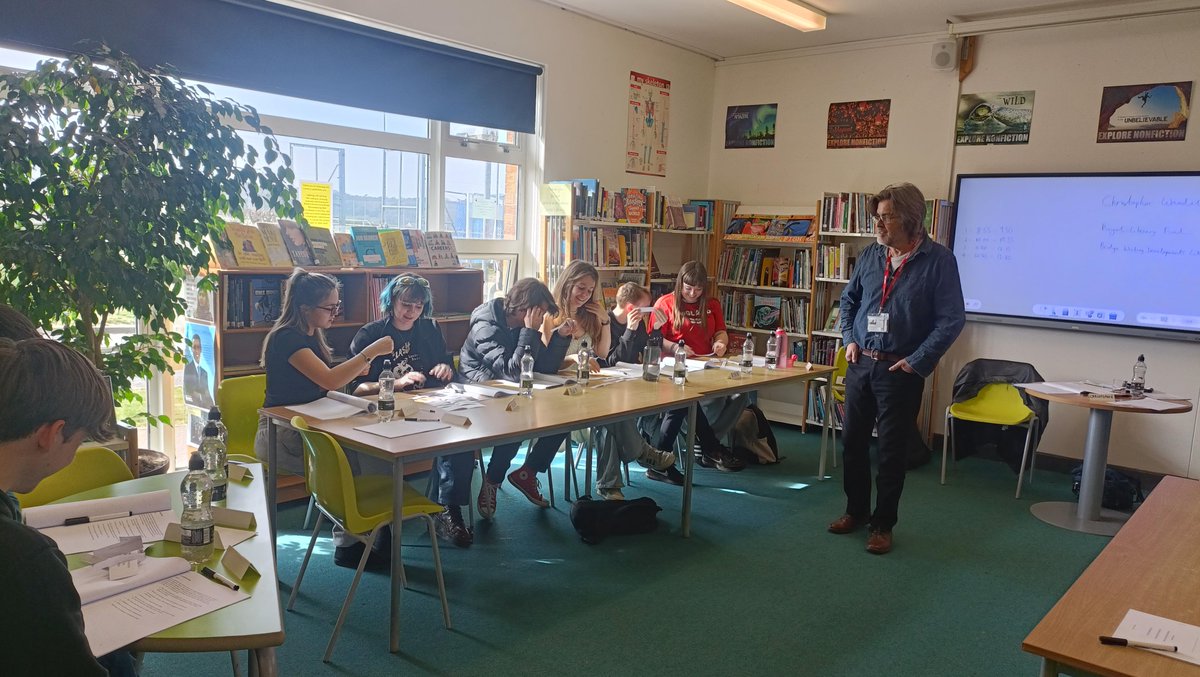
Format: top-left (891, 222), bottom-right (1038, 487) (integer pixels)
top-left (200, 566), bottom-right (240, 591)
top-left (1099, 636), bottom-right (1177, 652)
top-left (63, 510), bottom-right (132, 526)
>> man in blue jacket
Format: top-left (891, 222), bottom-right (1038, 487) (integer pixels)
top-left (828, 183), bottom-right (966, 555)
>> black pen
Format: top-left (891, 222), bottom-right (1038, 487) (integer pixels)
top-left (64, 510), bottom-right (132, 526)
top-left (200, 566), bottom-right (240, 591)
top-left (1099, 636), bottom-right (1177, 652)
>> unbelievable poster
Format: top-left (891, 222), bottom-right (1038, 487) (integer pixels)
top-left (827, 99), bottom-right (890, 148)
top-left (1096, 81), bottom-right (1191, 143)
top-left (956, 91), bottom-right (1035, 145)
top-left (725, 104), bottom-right (778, 149)
top-left (626, 71), bottom-right (670, 177)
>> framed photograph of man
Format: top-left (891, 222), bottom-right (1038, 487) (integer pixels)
top-left (183, 321), bottom-right (216, 410)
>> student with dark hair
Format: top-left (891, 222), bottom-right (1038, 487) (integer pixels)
top-left (460, 277), bottom-right (571, 518)
top-left (0, 338), bottom-right (136, 676)
top-left (253, 268), bottom-right (395, 568)
top-left (0, 302), bottom-right (39, 340)
top-left (349, 274), bottom-right (473, 548)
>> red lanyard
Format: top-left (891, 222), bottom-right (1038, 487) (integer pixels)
top-left (879, 254), bottom-right (909, 311)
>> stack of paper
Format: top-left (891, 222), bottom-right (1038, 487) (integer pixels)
top-left (291, 390), bottom-right (377, 418)
top-left (25, 490), bottom-right (174, 555)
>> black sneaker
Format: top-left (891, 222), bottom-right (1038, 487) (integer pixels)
top-left (646, 465), bottom-right (685, 486)
top-left (333, 541), bottom-right (389, 571)
top-left (700, 445), bottom-right (746, 473)
top-left (435, 506), bottom-right (474, 548)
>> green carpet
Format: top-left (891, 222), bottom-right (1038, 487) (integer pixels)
top-left (143, 426), bottom-right (1107, 676)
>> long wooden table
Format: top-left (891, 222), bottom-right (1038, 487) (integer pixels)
top-left (60, 464), bottom-right (283, 676)
top-left (1023, 475), bottom-right (1200, 676)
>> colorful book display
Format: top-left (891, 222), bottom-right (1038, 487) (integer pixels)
top-left (278, 220), bottom-right (316, 267)
top-left (379, 230), bottom-right (413, 267)
top-left (303, 225), bottom-right (343, 268)
top-left (256, 222), bottom-right (294, 267)
top-left (350, 226), bottom-right (385, 267)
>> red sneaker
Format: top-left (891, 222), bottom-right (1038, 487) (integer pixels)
top-left (507, 468), bottom-right (550, 508)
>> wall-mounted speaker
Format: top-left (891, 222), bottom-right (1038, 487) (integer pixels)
top-left (931, 40), bottom-right (958, 71)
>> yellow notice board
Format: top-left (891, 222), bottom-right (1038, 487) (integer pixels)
top-left (300, 182), bottom-right (332, 229)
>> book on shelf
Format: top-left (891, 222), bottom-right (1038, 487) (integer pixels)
top-left (665, 196), bottom-right (687, 229)
top-left (725, 214), bottom-right (816, 242)
top-left (183, 274), bottom-right (215, 323)
top-left (600, 281), bottom-right (619, 311)
top-left (303, 225), bottom-right (343, 268)
top-left (622, 188), bottom-right (647, 224)
top-left (278, 219), bottom-right (316, 267)
top-left (332, 232), bottom-right (360, 267)
top-left (823, 303), bottom-right (841, 332)
top-left (378, 230), bottom-right (412, 267)
top-left (350, 226), bottom-right (386, 267)
top-left (256, 222), bottom-right (295, 267)
top-left (772, 257), bottom-right (791, 287)
top-left (225, 222), bottom-right (272, 269)
top-left (207, 227), bottom-right (239, 270)
top-left (405, 229), bottom-right (433, 267)
top-left (752, 295), bottom-right (782, 329)
top-left (249, 278), bottom-right (281, 326)
top-left (424, 231), bottom-right (461, 268)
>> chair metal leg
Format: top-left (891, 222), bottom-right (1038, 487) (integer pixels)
top-left (287, 513), bottom-right (325, 611)
top-left (419, 513), bottom-right (452, 629)
top-left (941, 409), bottom-right (952, 485)
top-left (1015, 418), bottom-right (1038, 499)
top-left (564, 439), bottom-right (576, 503)
top-left (230, 649), bottom-right (241, 677)
top-left (302, 496), bottom-right (316, 531)
top-left (323, 526), bottom-right (382, 662)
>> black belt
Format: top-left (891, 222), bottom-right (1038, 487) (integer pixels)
top-left (861, 348), bottom-right (904, 363)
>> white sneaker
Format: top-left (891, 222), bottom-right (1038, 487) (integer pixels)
top-left (477, 481), bottom-right (499, 520)
top-left (636, 445), bottom-right (677, 472)
top-left (597, 486), bottom-right (625, 501)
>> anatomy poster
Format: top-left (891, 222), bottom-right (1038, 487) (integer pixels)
top-left (1096, 81), bottom-right (1191, 143)
top-left (627, 71), bottom-right (670, 177)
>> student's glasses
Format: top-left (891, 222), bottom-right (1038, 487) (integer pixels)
top-left (316, 302), bottom-right (343, 315)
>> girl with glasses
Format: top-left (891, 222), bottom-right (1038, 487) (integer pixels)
top-left (254, 267), bottom-right (395, 569)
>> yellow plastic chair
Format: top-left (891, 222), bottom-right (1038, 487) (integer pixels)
top-left (287, 416), bottom-right (450, 662)
top-left (15, 445), bottom-right (134, 508)
top-left (941, 383), bottom-right (1040, 498)
top-left (814, 346), bottom-right (848, 472)
top-left (216, 374), bottom-right (266, 458)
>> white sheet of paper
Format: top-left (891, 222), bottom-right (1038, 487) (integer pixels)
top-left (659, 356), bottom-right (710, 372)
top-left (1114, 609), bottom-right (1200, 667)
top-left (82, 571), bottom-right (248, 656)
top-left (39, 510), bottom-right (174, 555)
top-left (24, 490), bottom-right (172, 529)
top-left (1017, 381), bottom-right (1090, 395)
top-left (353, 420), bottom-right (451, 438)
top-left (72, 555), bottom-right (191, 605)
top-left (289, 397), bottom-right (363, 419)
top-left (1111, 397), bottom-right (1186, 412)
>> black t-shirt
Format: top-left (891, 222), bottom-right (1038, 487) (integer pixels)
top-left (607, 310), bottom-right (649, 365)
top-left (350, 317), bottom-right (453, 391)
top-left (263, 327), bottom-right (328, 407)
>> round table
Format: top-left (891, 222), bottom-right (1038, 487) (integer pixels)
top-left (1023, 389), bottom-right (1191, 535)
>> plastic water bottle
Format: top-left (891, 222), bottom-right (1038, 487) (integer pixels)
top-left (642, 330), bottom-right (662, 382)
top-left (673, 343), bottom-right (687, 386)
top-left (741, 333), bottom-right (754, 375)
top-left (197, 420), bottom-right (228, 502)
top-left (519, 346), bottom-right (535, 398)
top-left (378, 359), bottom-right (395, 422)
top-left (576, 339), bottom-right (592, 387)
top-left (1130, 354), bottom-right (1147, 396)
top-left (180, 453), bottom-right (214, 563)
top-left (774, 327), bottom-right (789, 369)
top-left (207, 406), bottom-right (227, 445)
top-left (765, 332), bottom-right (778, 370)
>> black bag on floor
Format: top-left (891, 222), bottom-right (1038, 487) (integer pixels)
top-left (731, 403), bottom-right (782, 464)
top-left (570, 496), bottom-right (661, 544)
top-left (1070, 465), bottom-right (1144, 510)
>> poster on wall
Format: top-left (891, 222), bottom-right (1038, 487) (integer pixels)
top-left (956, 91), bottom-right (1035, 145)
top-left (626, 71), bottom-right (670, 177)
top-left (725, 104), bottom-right (778, 149)
top-left (827, 99), bottom-right (891, 148)
top-left (183, 321), bottom-right (216, 411)
top-left (300, 181), bottom-right (333, 228)
top-left (1096, 81), bottom-right (1192, 143)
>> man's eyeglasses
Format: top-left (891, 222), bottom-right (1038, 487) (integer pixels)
top-left (397, 276), bottom-right (430, 288)
top-left (874, 214), bottom-right (901, 224)
top-left (316, 302), bottom-right (343, 315)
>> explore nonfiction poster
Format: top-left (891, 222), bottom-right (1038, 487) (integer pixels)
top-left (725, 104), bottom-right (778, 148)
top-left (1096, 81), bottom-right (1192, 143)
top-left (827, 99), bottom-right (890, 148)
top-left (956, 91), bottom-right (1035, 145)
top-left (626, 71), bottom-right (670, 177)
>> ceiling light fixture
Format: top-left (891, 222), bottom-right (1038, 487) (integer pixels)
top-left (727, 0), bottom-right (827, 32)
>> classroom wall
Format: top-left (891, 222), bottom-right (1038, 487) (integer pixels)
top-left (708, 14), bottom-right (1200, 478)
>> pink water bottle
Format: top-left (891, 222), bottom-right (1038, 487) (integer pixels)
top-left (774, 327), bottom-right (788, 369)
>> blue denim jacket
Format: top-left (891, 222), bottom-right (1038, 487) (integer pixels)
top-left (840, 237), bottom-right (965, 377)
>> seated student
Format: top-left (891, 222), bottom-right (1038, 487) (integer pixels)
top-left (0, 302), bottom-right (40, 340)
top-left (252, 268), bottom-right (395, 569)
top-left (349, 274), bottom-right (473, 548)
top-left (0, 338), bottom-right (137, 676)
top-left (539, 267), bottom-right (674, 500)
top-left (652, 261), bottom-right (748, 474)
top-left (460, 277), bottom-right (571, 518)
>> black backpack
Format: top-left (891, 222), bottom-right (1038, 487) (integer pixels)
top-left (1070, 465), bottom-right (1144, 511)
top-left (570, 496), bottom-right (661, 544)
top-left (730, 404), bottom-right (781, 464)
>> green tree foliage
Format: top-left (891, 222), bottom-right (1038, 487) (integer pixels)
top-left (0, 47), bottom-right (300, 418)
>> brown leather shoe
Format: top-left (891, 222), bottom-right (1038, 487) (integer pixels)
top-left (866, 529), bottom-right (893, 555)
top-left (827, 514), bottom-right (862, 534)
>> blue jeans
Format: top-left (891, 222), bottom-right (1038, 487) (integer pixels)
top-left (436, 451), bottom-right (477, 506)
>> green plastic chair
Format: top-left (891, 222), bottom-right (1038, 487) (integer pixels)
top-left (941, 383), bottom-right (1040, 498)
top-left (216, 374), bottom-right (266, 458)
top-left (287, 416), bottom-right (450, 662)
top-left (15, 445), bottom-right (134, 508)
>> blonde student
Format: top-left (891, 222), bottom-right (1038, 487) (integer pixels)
top-left (252, 268), bottom-right (394, 569)
top-left (652, 261), bottom-right (748, 474)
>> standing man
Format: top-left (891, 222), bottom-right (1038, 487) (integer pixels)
top-left (828, 183), bottom-right (965, 555)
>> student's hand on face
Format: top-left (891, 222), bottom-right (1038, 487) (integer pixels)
top-left (430, 363), bottom-right (454, 381)
top-left (712, 341), bottom-right (728, 357)
top-left (627, 307), bottom-right (643, 330)
top-left (370, 336), bottom-right (394, 359)
top-left (557, 318), bottom-right (577, 337)
top-left (652, 308), bottom-right (667, 330)
top-left (585, 300), bottom-right (605, 320)
top-left (524, 306), bottom-right (545, 330)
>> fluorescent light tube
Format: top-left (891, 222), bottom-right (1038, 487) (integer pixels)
top-left (728, 0), bottom-right (828, 32)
